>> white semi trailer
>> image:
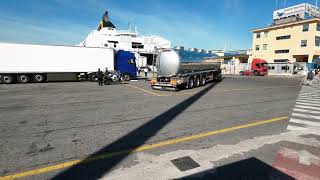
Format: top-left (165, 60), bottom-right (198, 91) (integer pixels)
top-left (0, 43), bottom-right (117, 84)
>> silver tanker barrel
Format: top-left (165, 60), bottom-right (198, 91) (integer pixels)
top-left (157, 49), bottom-right (221, 77)
top-left (151, 49), bottom-right (222, 91)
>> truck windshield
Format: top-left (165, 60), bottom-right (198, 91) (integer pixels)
top-left (262, 63), bottom-right (268, 67)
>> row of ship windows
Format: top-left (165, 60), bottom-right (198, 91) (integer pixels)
top-left (255, 36), bottom-right (320, 51)
top-left (103, 41), bottom-right (145, 49)
top-left (256, 23), bottom-right (320, 39)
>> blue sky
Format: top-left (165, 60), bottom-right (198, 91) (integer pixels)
top-left (0, 0), bottom-right (318, 50)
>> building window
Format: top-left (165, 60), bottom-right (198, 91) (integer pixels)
top-left (256, 33), bottom-right (261, 39)
top-left (301, 40), bottom-right (307, 47)
top-left (276, 35), bottom-right (291, 40)
top-left (303, 24), bottom-right (309, 32)
top-left (268, 66), bottom-right (275, 70)
top-left (263, 44), bottom-right (268, 50)
top-left (255, 45), bottom-right (260, 51)
top-left (132, 42), bottom-right (144, 49)
top-left (281, 66), bottom-right (290, 71)
top-left (316, 36), bottom-right (320, 46)
top-left (317, 24), bottom-right (320, 31)
top-left (274, 59), bottom-right (288, 63)
top-left (264, 32), bottom-right (268, 37)
top-left (275, 49), bottom-right (289, 54)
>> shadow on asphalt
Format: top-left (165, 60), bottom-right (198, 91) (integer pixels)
top-left (52, 82), bottom-right (219, 179)
top-left (179, 157), bottom-right (294, 180)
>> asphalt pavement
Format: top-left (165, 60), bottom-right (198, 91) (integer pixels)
top-left (0, 75), bottom-right (315, 180)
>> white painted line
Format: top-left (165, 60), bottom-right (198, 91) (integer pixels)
top-left (299, 94), bottom-right (319, 98)
top-left (298, 96), bottom-right (320, 101)
top-left (296, 102), bottom-right (320, 107)
top-left (290, 118), bottom-right (320, 127)
top-left (299, 94), bottom-right (320, 96)
top-left (299, 92), bottom-right (320, 95)
top-left (295, 105), bottom-right (320, 110)
top-left (292, 113), bottom-right (320, 120)
top-left (293, 108), bottom-right (320, 114)
top-left (297, 100), bottom-right (320, 105)
top-left (297, 99), bottom-right (320, 103)
top-left (287, 125), bottom-right (308, 131)
top-left (299, 94), bottom-right (320, 99)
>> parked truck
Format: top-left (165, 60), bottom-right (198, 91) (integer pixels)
top-left (240, 58), bottom-right (268, 76)
top-left (0, 43), bottom-right (137, 84)
top-left (150, 49), bottom-right (222, 91)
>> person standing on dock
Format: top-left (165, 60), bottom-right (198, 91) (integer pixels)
top-left (144, 68), bottom-right (148, 78)
top-left (97, 68), bottom-right (104, 86)
top-left (97, 11), bottom-right (116, 31)
top-left (306, 70), bottom-right (314, 86)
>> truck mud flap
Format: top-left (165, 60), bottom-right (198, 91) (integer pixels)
top-left (47, 73), bottom-right (78, 82)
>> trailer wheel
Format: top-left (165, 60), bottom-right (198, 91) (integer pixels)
top-left (122, 73), bottom-right (131, 81)
top-left (187, 77), bottom-right (194, 89)
top-left (2, 75), bottom-right (14, 84)
top-left (195, 77), bottom-right (200, 87)
top-left (33, 74), bottom-right (45, 82)
top-left (17, 74), bottom-right (30, 83)
top-left (200, 76), bottom-right (206, 86)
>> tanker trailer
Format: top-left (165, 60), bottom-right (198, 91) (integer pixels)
top-left (150, 49), bottom-right (222, 91)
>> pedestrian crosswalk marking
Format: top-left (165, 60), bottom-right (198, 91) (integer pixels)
top-left (292, 113), bottom-right (320, 120)
top-left (287, 85), bottom-right (320, 133)
top-left (295, 102), bottom-right (320, 107)
top-left (299, 93), bottom-right (320, 96)
top-left (293, 108), bottom-right (320, 114)
top-left (298, 96), bottom-right (320, 100)
top-left (296, 100), bottom-right (320, 105)
top-left (299, 92), bottom-right (320, 95)
top-left (295, 105), bottom-right (320, 110)
top-left (298, 96), bottom-right (320, 99)
top-left (287, 125), bottom-right (308, 131)
top-left (290, 118), bottom-right (320, 127)
top-left (298, 95), bottom-right (320, 98)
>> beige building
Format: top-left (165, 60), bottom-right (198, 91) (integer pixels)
top-left (250, 18), bottom-right (320, 64)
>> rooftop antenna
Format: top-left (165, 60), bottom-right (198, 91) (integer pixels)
top-left (275, 0), bottom-right (278, 10)
top-left (317, 0), bottom-right (318, 7)
top-left (284, 0), bottom-right (287, 7)
top-left (128, 18), bottom-right (134, 32)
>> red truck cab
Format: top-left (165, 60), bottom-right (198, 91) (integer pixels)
top-left (251, 58), bottom-right (268, 76)
top-left (242, 58), bottom-right (268, 76)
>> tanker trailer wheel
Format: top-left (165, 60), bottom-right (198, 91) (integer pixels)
top-left (17, 74), bottom-right (30, 83)
top-left (200, 76), bottom-right (206, 86)
top-left (2, 75), bottom-right (14, 84)
top-left (33, 74), bottom-right (45, 83)
top-left (195, 76), bottom-right (200, 87)
top-left (187, 77), bottom-right (194, 89)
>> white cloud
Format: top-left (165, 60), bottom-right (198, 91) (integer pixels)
top-left (0, 0), bottom-right (249, 49)
top-left (0, 14), bottom-right (91, 45)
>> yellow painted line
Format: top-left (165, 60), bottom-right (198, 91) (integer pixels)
top-left (0, 116), bottom-right (288, 180)
top-left (127, 84), bottom-right (164, 96)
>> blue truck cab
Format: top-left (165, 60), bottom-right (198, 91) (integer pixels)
top-left (115, 50), bottom-right (137, 80)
